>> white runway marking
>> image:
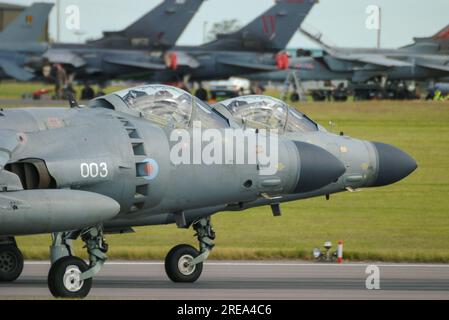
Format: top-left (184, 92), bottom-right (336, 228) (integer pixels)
top-left (24, 261), bottom-right (449, 268)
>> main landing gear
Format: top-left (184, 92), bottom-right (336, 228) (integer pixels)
top-left (0, 237), bottom-right (24, 282)
top-left (47, 225), bottom-right (108, 298)
top-left (165, 217), bottom-right (215, 283)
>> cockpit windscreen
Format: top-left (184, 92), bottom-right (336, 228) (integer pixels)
top-left (115, 85), bottom-right (228, 129)
top-left (219, 96), bottom-right (318, 133)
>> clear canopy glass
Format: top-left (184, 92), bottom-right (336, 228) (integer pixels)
top-left (115, 85), bottom-right (228, 129)
top-left (218, 95), bottom-right (318, 134)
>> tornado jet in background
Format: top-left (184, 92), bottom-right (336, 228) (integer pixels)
top-left (42, 0), bottom-right (205, 80)
top-left (0, 84), bottom-right (415, 299)
top-left (43, 0), bottom-right (316, 83)
top-left (298, 25), bottom-right (449, 83)
top-left (0, 2), bottom-right (53, 81)
top-left (150, 0), bottom-right (317, 82)
top-left (246, 24), bottom-right (449, 84)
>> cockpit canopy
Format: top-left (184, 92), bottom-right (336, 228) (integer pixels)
top-left (101, 85), bottom-right (229, 129)
top-left (217, 96), bottom-right (318, 134)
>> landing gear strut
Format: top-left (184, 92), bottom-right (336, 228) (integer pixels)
top-left (165, 217), bottom-right (215, 283)
top-left (0, 237), bottom-right (23, 282)
top-left (47, 225), bottom-right (108, 298)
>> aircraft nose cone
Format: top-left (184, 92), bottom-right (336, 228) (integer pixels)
top-left (370, 142), bottom-right (417, 187)
top-left (293, 141), bottom-right (346, 193)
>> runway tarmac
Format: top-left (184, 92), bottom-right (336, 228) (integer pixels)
top-left (1, 261), bottom-right (449, 299)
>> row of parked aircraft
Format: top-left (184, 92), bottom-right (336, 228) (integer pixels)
top-left (1, 0), bottom-right (448, 88)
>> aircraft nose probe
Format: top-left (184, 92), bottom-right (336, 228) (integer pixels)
top-left (293, 141), bottom-right (346, 193)
top-left (370, 142), bottom-right (418, 187)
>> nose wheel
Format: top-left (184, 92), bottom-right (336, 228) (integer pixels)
top-left (0, 244), bottom-right (24, 282)
top-left (165, 217), bottom-right (215, 283)
top-left (47, 256), bottom-right (92, 298)
top-left (165, 244), bottom-right (203, 282)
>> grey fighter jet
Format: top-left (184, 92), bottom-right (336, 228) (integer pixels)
top-left (298, 25), bottom-right (449, 83)
top-left (42, 0), bottom-right (205, 81)
top-left (215, 95), bottom-right (418, 206)
top-left (0, 2), bottom-right (53, 81)
top-left (0, 85), bottom-right (415, 299)
top-left (149, 0), bottom-right (317, 81)
top-left (247, 24), bottom-right (449, 85)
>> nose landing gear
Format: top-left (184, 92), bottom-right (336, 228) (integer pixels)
top-left (165, 217), bottom-right (215, 283)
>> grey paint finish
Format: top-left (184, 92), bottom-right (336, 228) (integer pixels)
top-left (0, 190), bottom-right (119, 235)
top-left (0, 86), bottom-right (416, 238)
top-left (215, 95), bottom-right (416, 213)
top-left (0, 85), bottom-right (344, 236)
top-left (87, 0), bottom-right (205, 50)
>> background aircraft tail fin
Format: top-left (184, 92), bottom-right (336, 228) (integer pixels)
top-left (202, 0), bottom-right (317, 52)
top-left (431, 24), bottom-right (449, 41)
top-left (101, 0), bottom-right (204, 48)
top-left (0, 2), bottom-right (53, 43)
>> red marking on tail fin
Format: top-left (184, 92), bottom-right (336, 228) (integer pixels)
top-left (261, 15), bottom-right (276, 37)
top-left (261, 16), bottom-right (268, 35)
top-left (269, 15), bottom-right (276, 35)
top-left (434, 25), bottom-right (449, 40)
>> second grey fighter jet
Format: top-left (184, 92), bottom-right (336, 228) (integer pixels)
top-left (216, 95), bottom-right (418, 201)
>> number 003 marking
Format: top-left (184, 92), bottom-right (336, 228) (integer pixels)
top-left (80, 162), bottom-right (108, 178)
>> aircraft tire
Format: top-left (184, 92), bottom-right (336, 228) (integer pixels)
top-left (165, 244), bottom-right (203, 283)
top-left (0, 245), bottom-right (24, 282)
top-left (48, 256), bottom-right (92, 298)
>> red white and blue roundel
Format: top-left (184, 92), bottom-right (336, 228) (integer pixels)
top-left (138, 158), bottom-right (159, 181)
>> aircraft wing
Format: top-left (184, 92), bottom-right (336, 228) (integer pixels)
top-left (300, 28), bottom-right (413, 68)
top-left (415, 61), bottom-right (449, 73)
top-left (103, 57), bottom-right (167, 70)
top-left (0, 59), bottom-right (34, 81)
top-left (217, 58), bottom-right (279, 71)
top-left (353, 55), bottom-right (414, 67)
top-left (44, 50), bottom-right (86, 68)
top-left (332, 54), bottom-right (414, 67)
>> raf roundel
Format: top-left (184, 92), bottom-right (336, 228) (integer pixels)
top-left (138, 158), bottom-right (159, 181)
